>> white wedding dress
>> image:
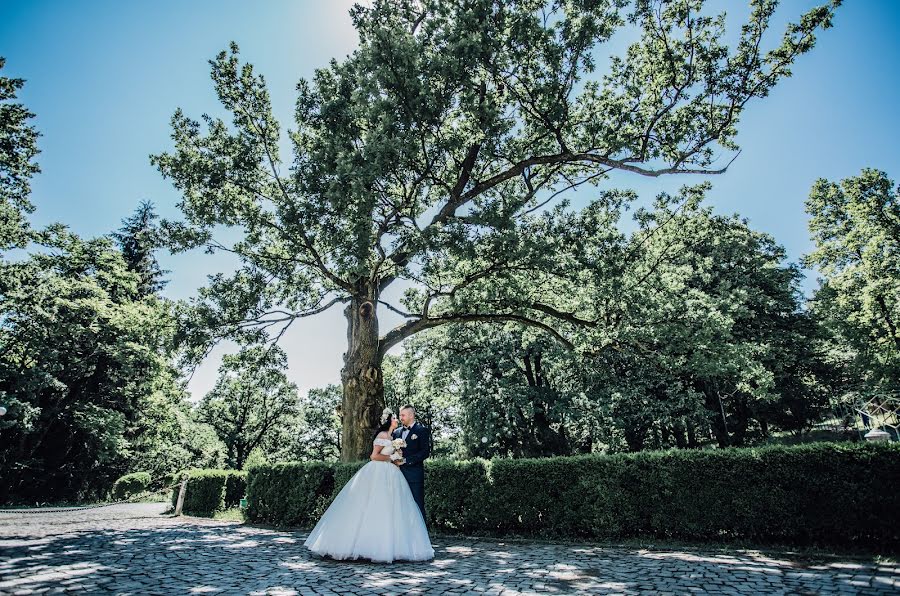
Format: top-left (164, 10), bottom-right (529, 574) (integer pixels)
top-left (303, 437), bottom-right (434, 563)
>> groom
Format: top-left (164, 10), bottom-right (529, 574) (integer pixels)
top-left (392, 404), bottom-right (430, 523)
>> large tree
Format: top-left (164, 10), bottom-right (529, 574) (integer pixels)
top-left (804, 168), bottom-right (900, 393)
top-left (153, 0), bottom-right (839, 460)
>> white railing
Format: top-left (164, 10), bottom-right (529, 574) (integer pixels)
top-left (815, 394), bottom-right (900, 441)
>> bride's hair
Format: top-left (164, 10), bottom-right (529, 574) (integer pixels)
top-left (372, 411), bottom-right (394, 441)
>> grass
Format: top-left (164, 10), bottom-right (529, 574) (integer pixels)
top-left (212, 507), bottom-right (247, 522)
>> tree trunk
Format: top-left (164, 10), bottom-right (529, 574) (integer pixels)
top-left (340, 296), bottom-right (384, 461)
top-left (624, 422), bottom-right (647, 452)
top-left (686, 420), bottom-right (699, 448)
top-left (730, 397), bottom-right (750, 447)
top-left (705, 391), bottom-right (730, 448)
top-left (235, 443), bottom-right (246, 470)
top-left (673, 418), bottom-right (688, 449)
top-left (875, 294), bottom-right (900, 352)
top-left (660, 424), bottom-right (672, 447)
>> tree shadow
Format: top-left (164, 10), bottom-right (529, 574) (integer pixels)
top-left (0, 512), bottom-right (897, 594)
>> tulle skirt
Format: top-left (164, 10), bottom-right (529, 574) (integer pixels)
top-left (303, 460), bottom-right (434, 563)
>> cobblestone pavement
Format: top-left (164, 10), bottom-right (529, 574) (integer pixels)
top-left (0, 503), bottom-right (897, 595)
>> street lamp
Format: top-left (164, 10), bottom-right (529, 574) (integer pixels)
top-left (864, 428), bottom-right (890, 442)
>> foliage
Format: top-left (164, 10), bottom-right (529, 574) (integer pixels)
top-left (0, 231), bottom-right (185, 502)
top-left (111, 471), bottom-right (152, 500)
top-left (111, 200), bottom-right (170, 296)
top-left (169, 468), bottom-right (247, 515)
top-left (195, 344), bottom-right (301, 469)
top-left (244, 442), bottom-right (900, 546)
top-left (151, 0), bottom-right (839, 459)
top-left (259, 384), bottom-right (342, 463)
top-left (803, 168), bottom-right (900, 394)
top-left (0, 56), bottom-right (40, 252)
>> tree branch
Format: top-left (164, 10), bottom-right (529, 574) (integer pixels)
top-left (380, 311), bottom-right (575, 357)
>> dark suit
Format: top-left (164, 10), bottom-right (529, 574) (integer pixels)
top-left (392, 421), bottom-right (430, 522)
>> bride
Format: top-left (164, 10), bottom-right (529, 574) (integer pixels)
top-left (303, 408), bottom-right (435, 563)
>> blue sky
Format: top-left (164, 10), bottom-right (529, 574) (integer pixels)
top-left (2, 1), bottom-right (899, 400)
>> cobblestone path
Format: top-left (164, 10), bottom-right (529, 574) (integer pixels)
top-left (1, 503), bottom-right (897, 595)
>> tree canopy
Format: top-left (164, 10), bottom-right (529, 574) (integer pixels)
top-left (153, 0), bottom-right (840, 459)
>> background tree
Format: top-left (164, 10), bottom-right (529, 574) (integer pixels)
top-left (111, 200), bottom-right (170, 296)
top-left (379, 186), bottom-right (831, 454)
top-left (195, 344), bottom-right (300, 469)
top-left (614, 198), bottom-right (825, 448)
top-left (0, 59), bottom-right (214, 502)
top-left (382, 340), bottom-right (464, 458)
top-left (803, 168), bottom-right (900, 394)
top-left (0, 56), bottom-right (39, 252)
top-left (0, 231), bottom-right (185, 502)
top-left (262, 384), bottom-right (342, 463)
top-left (393, 325), bottom-right (581, 458)
top-left (545, 185), bottom-right (828, 450)
top-left (153, 0), bottom-right (839, 460)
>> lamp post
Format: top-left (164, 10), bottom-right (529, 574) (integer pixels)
top-left (864, 428), bottom-right (890, 442)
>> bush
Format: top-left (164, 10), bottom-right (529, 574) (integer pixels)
top-left (157, 471), bottom-right (180, 493)
top-left (111, 471), bottom-right (152, 500)
top-left (477, 443), bottom-right (900, 545)
top-left (240, 442), bottom-right (900, 546)
top-left (245, 462), bottom-right (335, 526)
top-left (224, 471), bottom-right (247, 508)
top-left (169, 469), bottom-right (247, 516)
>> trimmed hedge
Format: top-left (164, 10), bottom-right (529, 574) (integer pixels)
top-left (244, 442), bottom-right (900, 546)
top-left (170, 469), bottom-right (247, 516)
top-left (111, 471), bottom-right (152, 500)
top-left (245, 461), bottom-right (365, 526)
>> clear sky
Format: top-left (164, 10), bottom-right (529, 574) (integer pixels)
top-left (2, 0), bottom-right (899, 401)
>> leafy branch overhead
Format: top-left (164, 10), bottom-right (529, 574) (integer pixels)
top-left (152, 0), bottom-right (840, 362)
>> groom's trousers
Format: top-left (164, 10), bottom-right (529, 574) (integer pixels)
top-left (408, 480), bottom-right (425, 523)
top-left (401, 464), bottom-right (427, 523)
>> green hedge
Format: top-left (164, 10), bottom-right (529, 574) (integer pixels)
top-left (244, 461), bottom-right (366, 526)
top-left (111, 471), bottom-right (152, 500)
top-left (169, 469), bottom-right (247, 516)
top-left (244, 442), bottom-right (900, 546)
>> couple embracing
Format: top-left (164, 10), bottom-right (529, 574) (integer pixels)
top-left (303, 404), bottom-right (435, 563)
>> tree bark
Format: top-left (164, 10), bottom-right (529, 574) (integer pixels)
top-left (875, 294), bottom-right (900, 352)
top-left (686, 420), bottom-right (699, 448)
top-left (340, 296), bottom-right (385, 461)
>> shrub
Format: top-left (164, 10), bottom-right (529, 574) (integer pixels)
top-left (169, 469), bottom-right (247, 516)
top-left (111, 471), bottom-right (152, 500)
top-left (234, 442), bottom-right (899, 546)
top-left (224, 471), bottom-right (247, 508)
top-left (245, 462), bottom-right (335, 526)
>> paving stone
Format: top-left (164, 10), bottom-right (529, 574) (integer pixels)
top-left (0, 503), bottom-right (897, 594)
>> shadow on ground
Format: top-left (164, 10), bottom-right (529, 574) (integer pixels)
top-left (0, 504), bottom-right (897, 595)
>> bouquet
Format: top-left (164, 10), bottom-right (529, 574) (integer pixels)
top-left (390, 438), bottom-right (407, 464)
